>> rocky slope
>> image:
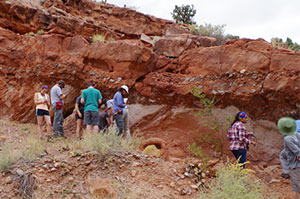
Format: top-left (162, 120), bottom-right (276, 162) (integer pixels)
top-left (0, 0), bottom-right (299, 124)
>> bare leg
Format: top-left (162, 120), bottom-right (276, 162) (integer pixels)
top-left (79, 119), bottom-right (83, 137)
top-left (76, 119), bottom-right (83, 137)
top-left (295, 192), bottom-right (300, 199)
top-left (76, 119), bottom-right (81, 137)
top-left (44, 115), bottom-right (52, 137)
top-left (37, 116), bottom-right (43, 138)
top-left (86, 125), bottom-right (92, 134)
top-left (93, 125), bottom-right (99, 133)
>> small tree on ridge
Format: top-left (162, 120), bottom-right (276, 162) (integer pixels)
top-left (171, 4), bottom-right (196, 25)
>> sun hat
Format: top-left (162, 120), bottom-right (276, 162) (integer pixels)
top-left (238, 112), bottom-right (247, 119)
top-left (120, 85), bottom-right (129, 93)
top-left (277, 117), bottom-right (296, 135)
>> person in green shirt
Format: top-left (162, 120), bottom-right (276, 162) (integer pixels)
top-left (81, 82), bottom-right (102, 133)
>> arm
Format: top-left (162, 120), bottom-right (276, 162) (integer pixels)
top-left (80, 92), bottom-right (85, 104)
top-left (75, 102), bottom-right (82, 118)
top-left (238, 124), bottom-right (251, 145)
top-left (285, 137), bottom-right (300, 158)
top-left (59, 94), bottom-right (65, 100)
top-left (34, 93), bottom-right (47, 105)
top-left (114, 93), bottom-right (125, 109)
top-left (98, 91), bottom-right (102, 105)
top-left (46, 94), bottom-right (50, 106)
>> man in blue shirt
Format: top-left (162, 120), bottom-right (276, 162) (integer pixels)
top-left (113, 85), bottom-right (128, 136)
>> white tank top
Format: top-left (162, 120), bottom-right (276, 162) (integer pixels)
top-left (34, 92), bottom-right (49, 111)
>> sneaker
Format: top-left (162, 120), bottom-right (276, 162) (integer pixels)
top-left (281, 173), bottom-right (290, 179)
top-left (60, 135), bottom-right (67, 139)
top-left (46, 136), bottom-right (54, 143)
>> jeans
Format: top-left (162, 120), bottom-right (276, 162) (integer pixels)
top-left (114, 113), bottom-right (124, 136)
top-left (231, 149), bottom-right (247, 168)
top-left (52, 103), bottom-right (64, 136)
top-left (123, 108), bottom-right (131, 141)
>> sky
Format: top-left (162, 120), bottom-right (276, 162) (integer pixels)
top-left (103, 0), bottom-right (300, 43)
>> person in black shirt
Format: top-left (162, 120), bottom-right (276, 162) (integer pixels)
top-left (75, 90), bottom-right (85, 138)
top-left (99, 104), bottom-right (111, 133)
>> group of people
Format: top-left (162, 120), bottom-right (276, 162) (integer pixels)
top-left (34, 80), bottom-right (131, 141)
top-left (227, 111), bottom-right (300, 199)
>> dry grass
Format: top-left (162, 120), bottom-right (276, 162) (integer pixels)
top-left (0, 133), bottom-right (46, 171)
top-left (70, 129), bottom-right (142, 158)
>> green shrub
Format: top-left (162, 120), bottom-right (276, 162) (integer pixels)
top-left (188, 142), bottom-right (207, 160)
top-left (198, 161), bottom-right (267, 199)
top-left (37, 29), bottom-right (44, 35)
top-left (92, 34), bottom-right (106, 43)
top-left (25, 32), bottom-right (35, 37)
top-left (191, 86), bottom-right (215, 116)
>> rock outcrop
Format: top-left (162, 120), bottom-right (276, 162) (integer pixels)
top-left (0, 0), bottom-right (299, 125)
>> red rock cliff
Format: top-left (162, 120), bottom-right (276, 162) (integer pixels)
top-left (0, 0), bottom-right (299, 123)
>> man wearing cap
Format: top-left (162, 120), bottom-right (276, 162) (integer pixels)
top-left (113, 85), bottom-right (129, 136)
top-left (81, 82), bottom-right (102, 133)
top-left (278, 117), bottom-right (300, 199)
top-left (50, 80), bottom-right (66, 137)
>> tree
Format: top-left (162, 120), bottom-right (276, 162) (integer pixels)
top-left (190, 23), bottom-right (228, 45)
top-left (171, 4), bottom-right (196, 25)
top-left (286, 37), bottom-right (300, 51)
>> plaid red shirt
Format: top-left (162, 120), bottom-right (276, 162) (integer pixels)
top-left (227, 121), bottom-right (251, 150)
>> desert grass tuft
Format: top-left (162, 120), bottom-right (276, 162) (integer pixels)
top-left (198, 160), bottom-right (272, 199)
top-left (70, 129), bottom-right (142, 158)
top-left (0, 134), bottom-right (46, 171)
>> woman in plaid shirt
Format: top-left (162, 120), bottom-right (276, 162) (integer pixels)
top-left (227, 112), bottom-right (256, 168)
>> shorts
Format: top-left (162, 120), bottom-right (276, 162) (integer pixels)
top-left (290, 167), bottom-right (300, 192)
top-left (36, 109), bottom-right (49, 116)
top-left (75, 111), bottom-right (84, 120)
top-left (84, 111), bottom-right (99, 126)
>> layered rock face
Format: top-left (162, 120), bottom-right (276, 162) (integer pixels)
top-left (0, 0), bottom-right (299, 125)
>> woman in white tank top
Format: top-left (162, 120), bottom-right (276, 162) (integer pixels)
top-left (34, 85), bottom-right (52, 140)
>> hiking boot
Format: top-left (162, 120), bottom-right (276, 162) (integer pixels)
top-left (60, 135), bottom-right (67, 139)
top-left (46, 136), bottom-right (54, 143)
top-left (281, 173), bottom-right (290, 179)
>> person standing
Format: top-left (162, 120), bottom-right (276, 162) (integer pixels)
top-left (81, 82), bottom-right (102, 133)
top-left (123, 98), bottom-right (131, 141)
top-left (113, 85), bottom-right (129, 136)
top-left (278, 117), bottom-right (300, 199)
top-left (227, 112), bottom-right (256, 168)
top-left (50, 80), bottom-right (66, 138)
top-left (98, 104), bottom-right (111, 133)
top-left (34, 85), bottom-right (51, 140)
top-left (75, 90), bottom-right (85, 139)
top-left (279, 111), bottom-right (300, 179)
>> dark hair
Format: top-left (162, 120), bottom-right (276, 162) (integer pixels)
top-left (289, 110), bottom-right (299, 120)
top-left (230, 112), bottom-right (243, 127)
top-left (88, 82), bottom-right (95, 87)
top-left (57, 80), bottom-right (65, 88)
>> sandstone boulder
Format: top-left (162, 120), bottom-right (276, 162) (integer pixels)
top-left (87, 177), bottom-right (115, 198)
